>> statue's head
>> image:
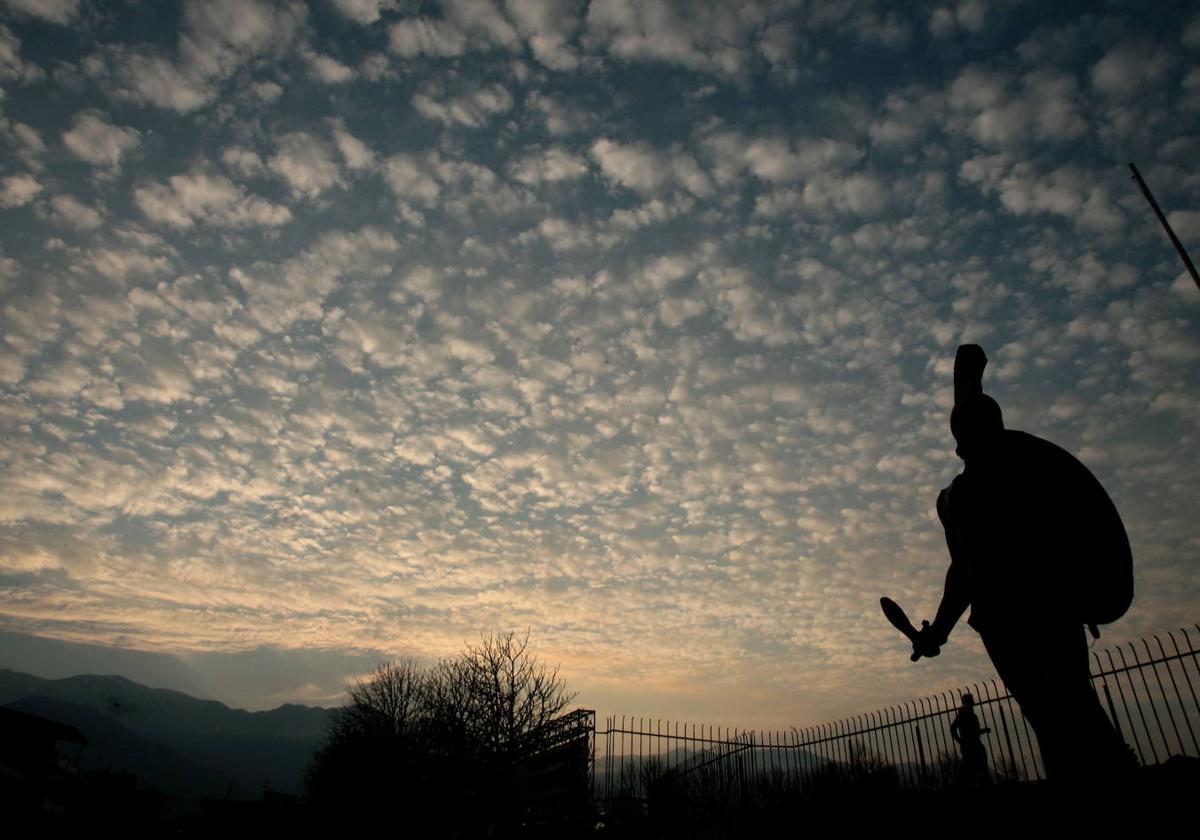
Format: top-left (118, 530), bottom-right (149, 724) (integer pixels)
top-left (950, 394), bottom-right (1004, 460)
top-left (961, 692), bottom-right (975, 706)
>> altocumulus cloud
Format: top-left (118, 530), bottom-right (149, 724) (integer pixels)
top-left (0, 0), bottom-right (1196, 727)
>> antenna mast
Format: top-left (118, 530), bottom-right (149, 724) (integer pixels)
top-left (1129, 162), bottom-right (1200, 293)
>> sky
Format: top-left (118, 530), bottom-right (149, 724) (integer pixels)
top-left (0, 0), bottom-right (1198, 728)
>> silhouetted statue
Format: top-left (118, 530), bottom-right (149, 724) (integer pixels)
top-left (949, 693), bottom-right (990, 785)
top-left (911, 344), bottom-right (1134, 781)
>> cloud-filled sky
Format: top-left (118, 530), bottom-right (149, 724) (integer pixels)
top-left (1, 0), bottom-right (1198, 726)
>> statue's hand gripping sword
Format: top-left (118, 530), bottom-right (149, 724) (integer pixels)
top-left (880, 597), bottom-right (939, 661)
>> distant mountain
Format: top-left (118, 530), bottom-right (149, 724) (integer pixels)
top-left (0, 669), bottom-right (335, 797)
top-left (6, 696), bottom-right (231, 800)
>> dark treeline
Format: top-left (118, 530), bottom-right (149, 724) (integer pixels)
top-left (304, 630), bottom-right (577, 837)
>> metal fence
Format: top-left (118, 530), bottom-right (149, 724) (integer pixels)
top-left (593, 625), bottom-right (1200, 816)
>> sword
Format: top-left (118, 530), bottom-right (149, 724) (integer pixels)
top-left (880, 597), bottom-right (937, 661)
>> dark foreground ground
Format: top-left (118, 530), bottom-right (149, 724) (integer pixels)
top-left (595, 757), bottom-right (1200, 839)
top-left (9, 757), bottom-right (1197, 838)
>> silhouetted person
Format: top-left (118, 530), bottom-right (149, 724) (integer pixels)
top-left (912, 344), bottom-right (1134, 782)
top-left (949, 693), bottom-right (990, 785)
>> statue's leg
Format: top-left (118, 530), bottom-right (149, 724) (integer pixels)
top-left (983, 624), bottom-right (1127, 782)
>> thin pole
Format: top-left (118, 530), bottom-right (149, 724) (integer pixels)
top-left (1129, 162), bottom-right (1200, 291)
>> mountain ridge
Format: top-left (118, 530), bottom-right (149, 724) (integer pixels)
top-left (0, 668), bottom-right (336, 796)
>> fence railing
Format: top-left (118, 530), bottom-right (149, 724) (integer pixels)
top-left (593, 625), bottom-right (1200, 815)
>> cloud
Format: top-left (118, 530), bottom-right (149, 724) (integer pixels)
top-left (134, 173), bottom-right (292, 229)
top-left (0, 22), bottom-right (44, 82)
top-left (328, 120), bottom-right (376, 171)
top-left (61, 111), bottom-right (141, 171)
top-left (328, 0), bottom-right (396, 25)
top-left (382, 152), bottom-right (442, 208)
top-left (267, 132), bottom-right (346, 198)
top-left (754, 173), bottom-right (887, 217)
top-left (43, 194), bottom-right (103, 230)
top-left (446, 0), bottom-right (522, 48)
top-left (108, 49), bottom-right (214, 112)
top-left (2, 0), bottom-right (80, 24)
top-left (947, 65), bottom-right (1086, 148)
top-left (1167, 210), bottom-right (1200, 242)
top-left (180, 0), bottom-right (307, 77)
top-left (250, 80), bottom-right (283, 102)
top-left (959, 157), bottom-right (1122, 231)
top-left (584, 0), bottom-right (770, 78)
top-left (0, 173), bottom-right (41, 208)
top-left (303, 48), bottom-right (357, 83)
top-left (505, 0), bottom-right (585, 70)
top-left (930, 0), bottom-right (987, 38)
top-left (508, 147), bottom-right (588, 184)
top-left (1, 118), bottom-right (46, 170)
top-left (412, 83), bottom-right (514, 127)
top-left (359, 52), bottom-right (395, 80)
top-left (384, 0), bottom-right (774, 75)
top-left (1, 0), bottom-right (1197, 728)
top-left (1186, 15), bottom-right (1200, 49)
top-left (591, 138), bottom-right (712, 196)
top-left (232, 226), bottom-right (399, 332)
top-left (1091, 43), bottom-right (1171, 98)
top-left (527, 92), bottom-right (595, 136)
top-left (84, 247), bottom-right (172, 282)
top-left (388, 16), bottom-right (470, 57)
top-left (704, 131), bottom-right (862, 185)
top-left (107, 0), bottom-right (307, 113)
top-left (220, 145), bottom-right (266, 178)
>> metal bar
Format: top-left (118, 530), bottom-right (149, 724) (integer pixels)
top-left (816, 722), bottom-right (828, 779)
top-left (1168, 631), bottom-right (1200, 747)
top-left (1089, 647), bottom-right (1198, 678)
top-left (940, 691), bottom-right (956, 785)
top-left (926, 694), bottom-right (946, 780)
top-left (784, 729), bottom-right (793, 788)
top-left (867, 711), bottom-right (883, 777)
top-left (750, 729), bottom-right (759, 799)
top-left (823, 722), bottom-right (834, 778)
top-left (1129, 642), bottom-right (1168, 762)
top-left (845, 717), bottom-right (855, 775)
top-left (913, 698), bottom-right (928, 786)
top-left (1129, 162), bottom-right (1200, 291)
top-left (1147, 637), bottom-right (1185, 756)
top-left (1108, 648), bottom-right (1146, 766)
top-left (996, 697), bottom-right (1017, 783)
top-left (787, 727), bottom-right (794, 783)
top-left (902, 703), bottom-right (917, 787)
top-left (805, 726), bottom-right (818, 786)
top-left (835, 719), bottom-right (848, 775)
top-left (975, 681), bottom-right (1003, 779)
top-left (603, 716), bottom-right (609, 804)
top-left (799, 727), bottom-right (809, 787)
top-left (1118, 645), bottom-right (1158, 764)
top-left (883, 707), bottom-right (901, 778)
top-left (826, 720), bottom-right (838, 776)
top-left (914, 722), bottom-right (927, 782)
top-left (972, 682), bottom-right (994, 781)
top-left (788, 728), bottom-right (798, 788)
top-left (857, 714), bottom-right (868, 780)
top-left (639, 717), bottom-right (645, 799)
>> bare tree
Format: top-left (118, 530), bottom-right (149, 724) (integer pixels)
top-left (305, 633), bottom-right (577, 834)
top-left (304, 659), bottom-right (428, 809)
top-left (343, 658), bottom-right (426, 741)
top-left (457, 630), bottom-right (577, 758)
